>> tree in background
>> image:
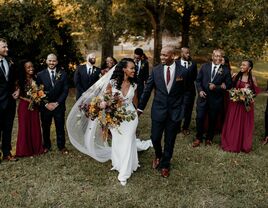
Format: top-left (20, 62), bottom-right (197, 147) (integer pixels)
top-left (0, 0), bottom-right (81, 73)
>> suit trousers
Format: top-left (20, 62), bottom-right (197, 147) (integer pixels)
top-left (40, 107), bottom-right (66, 150)
top-left (265, 98), bottom-right (268, 137)
top-left (182, 92), bottom-right (196, 130)
top-left (196, 103), bottom-right (222, 140)
top-left (0, 100), bottom-right (16, 156)
top-left (151, 118), bottom-right (180, 169)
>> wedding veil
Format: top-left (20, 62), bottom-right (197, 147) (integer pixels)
top-left (66, 66), bottom-right (115, 162)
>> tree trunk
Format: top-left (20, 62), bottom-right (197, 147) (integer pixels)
top-left (100, 0), bottom-right (114, 64)
top-left (181, 1), bottom-right (192, 47)
top-left (153, 16), bottom-right (162, 66)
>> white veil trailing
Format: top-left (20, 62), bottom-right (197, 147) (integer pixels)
top-left (66, 67), bottom-right (115, 162)
top-left (66, 65), bottom-right (152, 163)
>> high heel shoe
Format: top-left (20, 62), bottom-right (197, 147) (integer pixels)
top-left (261, 137), bottom-right (268, 145)
top-left (120, 180), bottom-right (127, 186)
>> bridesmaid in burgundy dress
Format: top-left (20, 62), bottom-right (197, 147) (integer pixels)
top-left (221, 59), bottom-right (260, 153)
top-left (16, 60), bottom-right (44, 157)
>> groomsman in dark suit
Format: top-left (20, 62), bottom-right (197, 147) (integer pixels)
top-left (177, 47), bottom-right (197, 135)
top-left (134, 48), bottom-right (149, 101)
top-left (74, 53), bottom-right (101, 100)
top-left (193, 49), bottom-right (232, 147)
top-left (37, 54), bottom-right (69, 154)
top-left (138, 45), bottom-right (188, 178)
top-left (0, 38), bottom-right (19, 161)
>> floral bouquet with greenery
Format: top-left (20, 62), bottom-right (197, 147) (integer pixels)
top-left (25, 80), bottom-right (47, 111)
top-left (79, 91), bottom-right (136, 139)
top-left (229, 87), bottom-right (255, 112)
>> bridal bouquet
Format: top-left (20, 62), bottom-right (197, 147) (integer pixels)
top-left (79, 91), bottom-right (136, 139)
top-left (229, 87), bottom-right (255, 112)
top-left (26, 80), bottom-right (47, 111)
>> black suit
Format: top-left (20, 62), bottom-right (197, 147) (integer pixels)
top-left (138, 62), bottom-right (188, 168)
top-left (0, 58), bottom-right (17, 157)
top-left (37, 68), bottom-right (69, 150)
top-left (195, 63), bottom-right (232, 141)
top-left (74, 65), bottom-right (101, 100)
top-left (177, 59), bottom-right (197, 131)
top-left (136, 60), bottom-right (149, 101)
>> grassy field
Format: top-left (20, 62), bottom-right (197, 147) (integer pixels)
top-left (0, 63), bottom-right (268, 208)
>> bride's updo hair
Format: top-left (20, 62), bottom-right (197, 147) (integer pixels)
top-left (110, 58), bottom-right (137, 90)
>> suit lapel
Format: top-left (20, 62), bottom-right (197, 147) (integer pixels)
top-left (159, 65), bottom-right (168, 94)
top-left (169, 62), bottom-right (180, 93)
top-left (207, 63), bottom-right (213, 82)
top-left (45, 69), bottom-right (53, 88)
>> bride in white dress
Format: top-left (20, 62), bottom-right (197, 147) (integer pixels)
top-left (67, 58), bottom-right (152, 186)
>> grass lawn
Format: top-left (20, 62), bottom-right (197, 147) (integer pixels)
top-left (0, 62), bottom-right (268, 208)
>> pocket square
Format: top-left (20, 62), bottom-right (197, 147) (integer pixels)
top-left (176, 76), bottom-right (183, 81)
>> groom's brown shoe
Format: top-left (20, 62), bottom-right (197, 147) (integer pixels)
top-left (152, 158), bottom-right (160, 169)
top-left (161, 168), bottom-right (169, 178)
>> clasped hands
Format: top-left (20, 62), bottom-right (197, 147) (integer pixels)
top-left (45, 102), bottom-right (59, 111)
top-left (200, 82), bottom-right (226, 98)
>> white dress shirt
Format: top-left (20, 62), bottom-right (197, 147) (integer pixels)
top-left (164, 62), bottom-right (176, 93)
top-left (181, 59), bottom-right (188, 68)
top-left (0, 58), bottom-right (9, 80)
top-left (211, 63), bottom-right (220, 81)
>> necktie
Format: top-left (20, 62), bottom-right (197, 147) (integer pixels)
top-left (51, 70), bottom-right (55, 85)
top-left (0, 60), bottom-right (6, 76)
top-left (212, 66), bottom-right (217, 80)
top-left (88, 67), bottom-right (91, 76)
top-left (166, 66), bottom-right (170, 85)
top-left (184, 62), bottom-right (187, 68)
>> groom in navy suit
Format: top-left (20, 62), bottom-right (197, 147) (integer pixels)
top-left (37, 54), bottom-right (69, 154)
top-left (193, 49), bottom-right (232, 147)
top-left (138, 45), bottom-right (188, 178)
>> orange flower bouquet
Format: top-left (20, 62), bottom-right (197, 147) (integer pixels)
top-left (229, 87), bottom-right (255, 112)
top-left (79, 91), bottom-right (136, 139)
top-left (26, 80), bottom-right (47, 111)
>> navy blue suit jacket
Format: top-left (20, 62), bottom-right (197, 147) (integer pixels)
top-left (0, 58), bottom-right (16, 110)
top-left (138, 62), bottom-right (188, 122)
top-left (74, 65), bottom-right (101, 100)
top-left (196, 62), bottom-right (232, 108)
top-left (36, 68), bottom-right (69, 111)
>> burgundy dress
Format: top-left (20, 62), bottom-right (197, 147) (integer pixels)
top-left (221, 80), bottom-right (260, 153)
top-left (16, 98), bottom-right (44, 157)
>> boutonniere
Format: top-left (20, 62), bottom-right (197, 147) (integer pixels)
top-left (176, 76), bottom-right (184, 81)
top-left (217, 67), bottom-right (223, 75)
top-left (141, 63), bottom-right (145, 69)
top-left (55, 71), bottom-right (62, 80)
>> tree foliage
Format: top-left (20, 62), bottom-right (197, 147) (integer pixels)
top-left (0, 0), bottom-right (81, 70)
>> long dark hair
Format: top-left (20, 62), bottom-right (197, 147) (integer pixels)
top-left (110, 58), bottom-right (136, 90)
top-left (233, 59), bottom-right (255, 93)
top-left (18, 60), bottom-right (36, 96)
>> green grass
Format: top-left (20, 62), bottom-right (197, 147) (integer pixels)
top-left (1, 65), bottom-right (268, 208)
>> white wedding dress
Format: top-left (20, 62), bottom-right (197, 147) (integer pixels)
top-left (66, 66), bottom-right (152, 185)
top-left (110, 81), bottom-right (139, 183)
